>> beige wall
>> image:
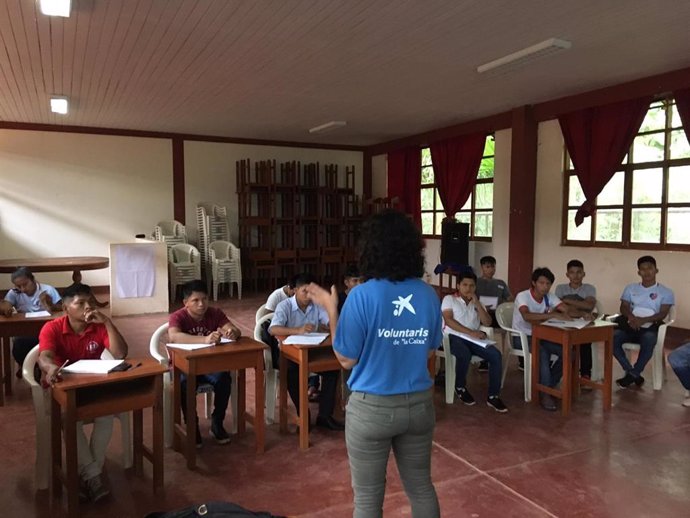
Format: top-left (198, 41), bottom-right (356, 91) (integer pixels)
top-left (0, 130), bottom-right (173, 287)
top-left (184, 141), bottom-right (363, 245)
top-left (534, 120), bottom-right (689, 327)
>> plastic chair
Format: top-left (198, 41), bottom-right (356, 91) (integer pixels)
top-left (588, 300), bottom-right (606, 381)
top-left (208, 240), bottom-right (242, 301)
top-left (255, 304), bottom-right (272, 324)
top-left (617, 305), bottom-right (676, 390)
top-left (22, 345), bottom-right (133, 490)
top-left (436, 326), bottom-right (494, 404)
top-left (168, 243), bottom-right (202, 302)
top-left (253, 313), bottom-right (278, 423)
top-left (154, 220), bottom-right (187, 241)
top-left (149, 323), bottom-right (238, 448)
top-left (496, 302), bottom-right (533, 402)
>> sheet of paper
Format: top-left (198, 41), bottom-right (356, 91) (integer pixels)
top-left (479, 296), bottom-right (498, 309)
top-left (62, 359), bottom-right (123, 374)
top-left (543, 318), bottom-right (591, 329)
top-left (282, 333), bottom-right (329, 345)
top-left (166, 343), bottom-right (215, 351)
top-left (25, 310), bottom-right (51, 318)
top-left (220, 337), bottom-right (235, 344)
top-left (457, 332), bottom-right (496, 348)
top-left (114, 244), bottom-right (156, 298)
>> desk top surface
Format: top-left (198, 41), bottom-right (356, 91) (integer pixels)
top-left (52, 357), bottom-right (166, 391)
top-left (0, 311), bottom-right (62, 324)
top-left (0, 256), bottom-right (109, 273)
top-left (166, 337), bottom-right (267, 360)
top-left (278, 335), bottom-right (333, 349)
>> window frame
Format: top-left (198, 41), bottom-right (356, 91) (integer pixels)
top-left (420, 135), bottom-right (495, 241)
top-left (561, 97), bottom-right (690, 251)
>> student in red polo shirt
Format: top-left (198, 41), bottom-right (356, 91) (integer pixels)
top-left (38, 283), bottom-right (129, 503)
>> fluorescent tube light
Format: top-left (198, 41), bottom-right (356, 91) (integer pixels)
top-left (39, 0), bottom-right (71, 18)
top-left (477, 38), bottom-right (571, 74)
top-left (50, 97), bottom-right (69, 114)
top-left (309, 121), bottom-right (347, 134)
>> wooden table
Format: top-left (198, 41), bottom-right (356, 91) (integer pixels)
top-left (168, 337), bottom-right (267, 469)
top-left (50, 358), bottom-right (166, 518)
top-left (0, 256), bottom-right (110, 306)
top-left (0, 311), bottom-right (60, 405)
top-left (531, 320), bottom-right (615, 416)
top-left (278, 336), bottom-right (342, 450)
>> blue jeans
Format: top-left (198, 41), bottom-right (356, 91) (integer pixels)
top-left (613, 327), bottom-right (658, 377)
top-left (668, 343), bottom-right (690, 391)
top-left (448, 335), bottom-right (503, 396)
top-left (346, 390), bottom-right (439, 518)
top-left (513, 336), bottom-right (563, 388)
top-left (180, 371), bottom-right (232, 422)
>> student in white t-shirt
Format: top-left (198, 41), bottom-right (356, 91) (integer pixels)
top-left (265, 279), bottom-right (296, 312)
top-left (442, 271), bottom-right (508, 413)
top-left (512, 267), bottom-right (572, 411)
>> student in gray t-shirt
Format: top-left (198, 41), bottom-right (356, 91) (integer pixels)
top-left (475, 256), bottom-right (513, 371)
top-left (555, 259), bottom-right (597, 380)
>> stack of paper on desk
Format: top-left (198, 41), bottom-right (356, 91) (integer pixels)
top-left (166, 343), bottom-right (215, 350)
top-left (457, 333), bottom-right (496, 348)
top-left (26, 310), bottom-right (51, 318)
top-left (543, 318), bottom-right (591, 329)
top-left (62, 360), bottom-right (123, 374)
top-left (283, 333), bottom-right (329, 345)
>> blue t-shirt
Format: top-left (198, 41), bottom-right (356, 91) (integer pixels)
top-left (334, 278), bottom-right (443, 396)
top-left (4, 282), bottom-right (61, 313)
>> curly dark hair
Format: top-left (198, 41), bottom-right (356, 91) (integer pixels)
top-left (358, 209), bottom-right (425, 281)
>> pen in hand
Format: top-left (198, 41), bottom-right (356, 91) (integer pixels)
top-left (51, 359), bottom-right (69, 385)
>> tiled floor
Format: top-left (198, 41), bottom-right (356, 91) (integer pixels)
top-left (1, 291), bottom-right (689, 517)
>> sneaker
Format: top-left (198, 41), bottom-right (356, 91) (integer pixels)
top-left (85, 474), bottom-right (110, 503)
top-left (616, 373), bottom-right (636, 388)
top-left (454, 387), bottom-right (476, 406)
top-left (634, 375), bottom-right (645, 387)
top-left (540, 394), bottom-right (557, 412)
top-left (518, 358), bottom-right (525, 372)
top-left (210, 419), bottom-right (231, 445)
top-left (477, 361), bottom-right (489, 372)
top-left (486, 396), bottom-right (508, 413)
top-left (196, 423), bottom-right (203, 449)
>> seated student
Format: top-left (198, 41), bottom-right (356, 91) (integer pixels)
top-left (512, 267), bottom-right (572, 411)
top-left (475, 256), bottom-right (513, 372)
top-left (269, 273), bottom-right (344, 431)
top-left (37, 283), bottom-right (129, 502)
top-left (442, 271), bottom-right (508, 412)
top-left (1, 267), bottom-right (62, 376)
top-left (265, 279), bottom-right (296, 312)
top-left (555, 260), bottom-right (598, 385)
top-left (168, 280), bottom-right (241, 447)
top-left (614, 255), bottom-right (674, 388)
top-left (668, 343), bottom-right (690, 408)
top-left (337, 264), bottom-right (362, 312)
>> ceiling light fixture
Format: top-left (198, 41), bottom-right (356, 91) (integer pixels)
top-left (309, 121), bottom-right (347, 134)
top-left (477, 38), bottom-right (571, 74)
top-left (50, 96), bottom-right (69, 114)
top-left (39, 0), bottom-right (71, 18)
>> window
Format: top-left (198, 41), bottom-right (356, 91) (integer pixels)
top-left (563, 98), bottom-right (690, 250)
top-left (420, 136), bottom-right (495, 239)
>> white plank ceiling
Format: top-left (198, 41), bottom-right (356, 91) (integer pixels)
top-left (0, 0), bottom-right (689, 146)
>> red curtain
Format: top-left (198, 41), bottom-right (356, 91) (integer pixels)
top-left (559, 97), bottom-right (651, 226)
top-left (675, 88), bottom-right (690, 143)
top-left (429, 133), bottom-right (486, 220)
top-left (387, 146), bottom-right (421, 226)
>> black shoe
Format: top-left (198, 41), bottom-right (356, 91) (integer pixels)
top-left (210, 419), bottom-right (231, 444)
top-left (477, 361), bottom-right (489, 372)
top-left (540, 394), bottom-right (557, 412)
top-left (195, 423), bottom-right (203, 449)
top-left (486, 396), bottom-right (508, 413)
top-left (616, 373), bottom-right (636, 388)
top-left (85, 474), bottom-right (110, 503)
top-left (634, 375), bottom-right (645, 387)
top-left (455, 387), bottom-right (476, 406)
top-left (315, 415), bottom-right (345, 431)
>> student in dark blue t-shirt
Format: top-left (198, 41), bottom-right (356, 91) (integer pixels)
top-left (309, 209), bottom-right (442, 518)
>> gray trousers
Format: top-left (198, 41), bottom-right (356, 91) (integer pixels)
top-left (346, 389), bottom-right (439, 518)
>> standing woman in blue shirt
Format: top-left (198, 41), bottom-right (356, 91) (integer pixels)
top-left (309, 209), bottom-right (443, 518)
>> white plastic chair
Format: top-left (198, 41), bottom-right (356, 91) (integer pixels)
top-left (168, 243), bottom-right (202, 301)
top-left (436, 326), bottom-right (494, 404)
top-left (23, 345), bottom-right (133, 490)
top-left (618, 305), bottom-right (676, 390)
top-left (255, 304), bottom-right (272, 324)
top-left (149, 323), bottom-right (238, 448)
top-left (208, 240), bottom-right (242, 301)
top-left (254, 313), bottom-right (278, 423)
top-left (154, 220), bottom-right (187, 241)
top-left (496, 302), bottom-right (532, 402)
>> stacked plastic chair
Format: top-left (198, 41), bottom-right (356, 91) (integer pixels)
top-left (208, 240), bottom-right (243, 300)
top-left (168, 243), bottom-right (202, 301)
